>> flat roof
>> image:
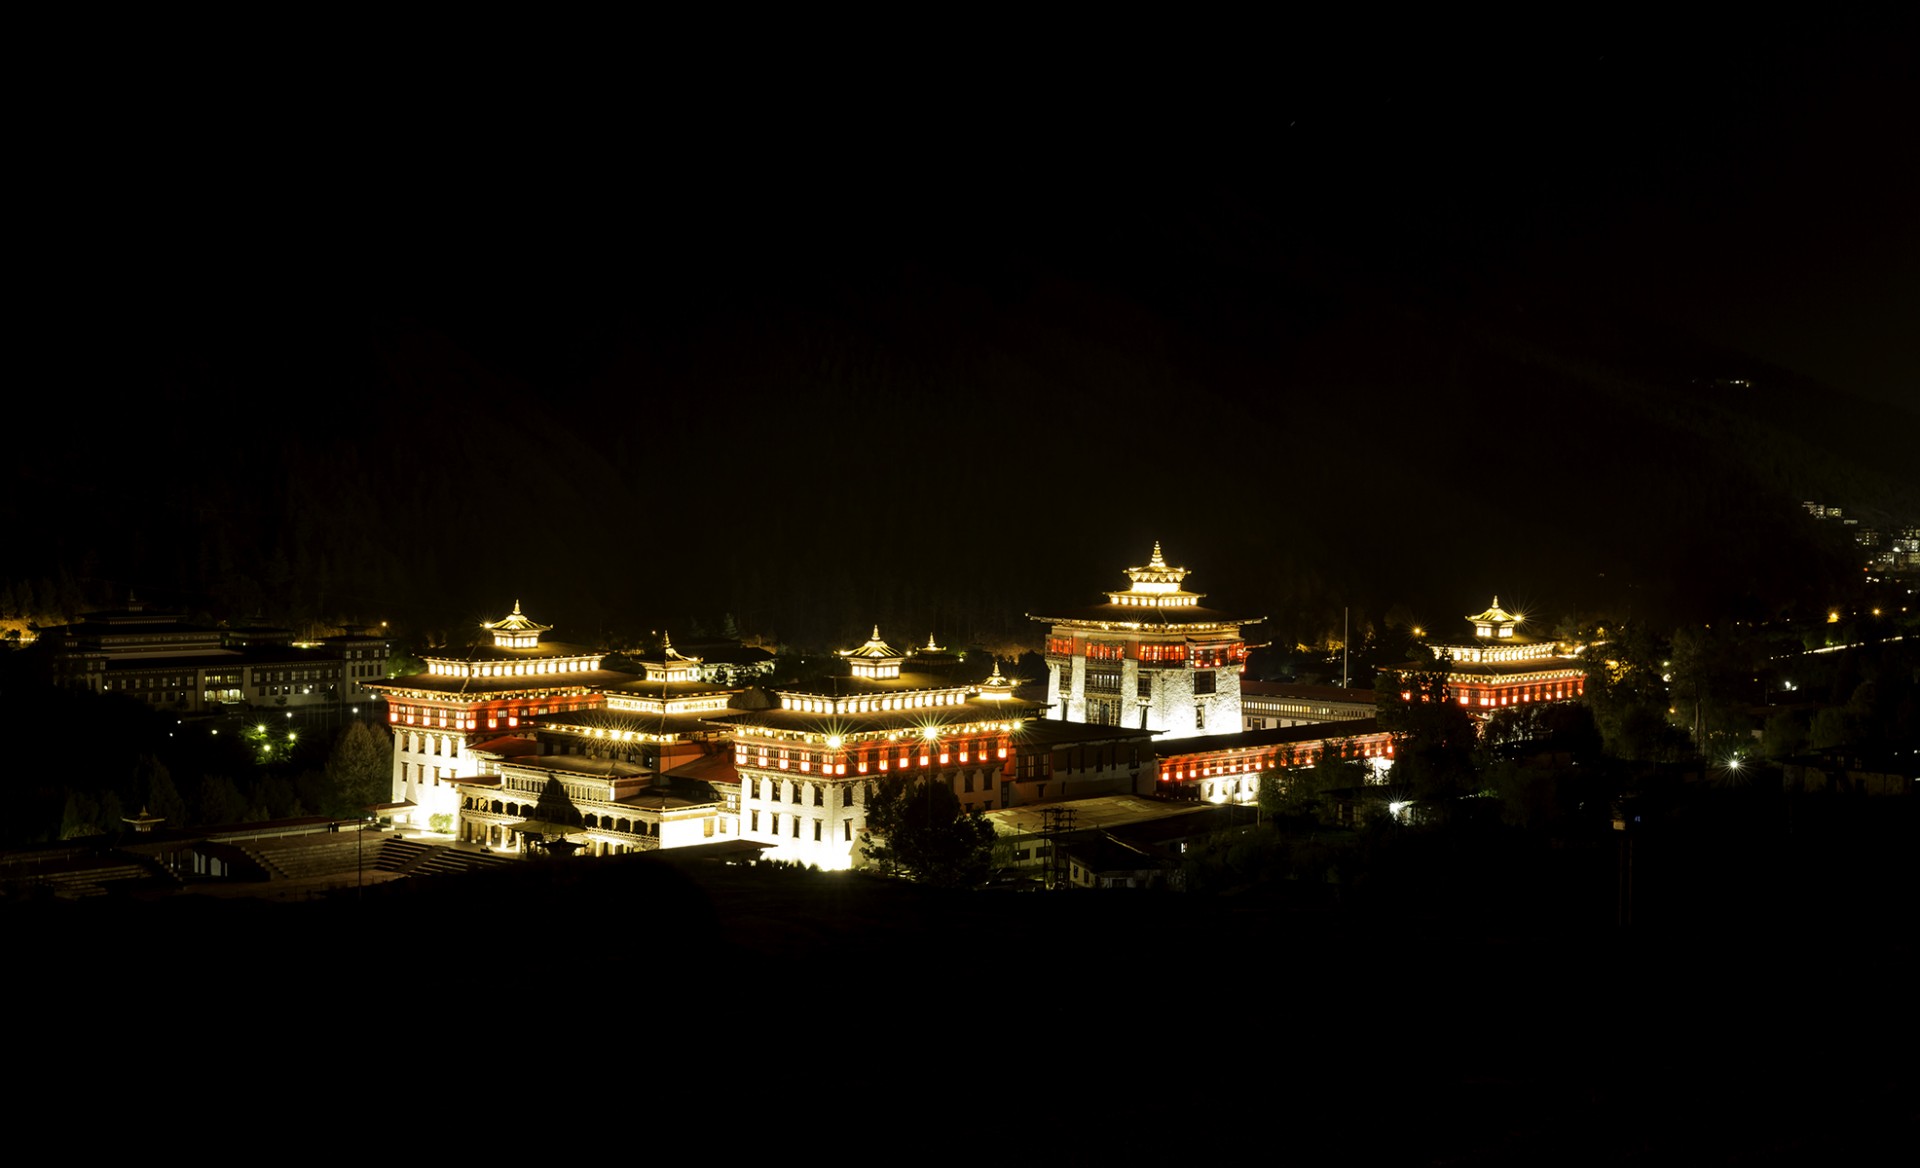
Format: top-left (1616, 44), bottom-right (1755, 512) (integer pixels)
top-left (987, 795), bottom-right (1219, 836)
top-left (1240, 681), bottom-right (1378, 704)
top-left (1014, 720), bottom-right (1162, 749)
top-left (1152, 719), bottom-right (1383, 757)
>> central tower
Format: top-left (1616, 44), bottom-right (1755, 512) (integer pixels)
top-left (1030, 543), bottom-right (1260, 739)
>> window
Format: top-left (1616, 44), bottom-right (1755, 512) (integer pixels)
top-left (984, 772), bottom-right (994, 790)
top-left (771, 813), bottom-right (780, 834)
top-left (813, 785), bottom-right (824, 806)
top-left (793, 818), bottom-right (801, 839)
top-left (791, 784), bottom-right (801, 804)
top-left (844, 786), bottom-right (856, 807)
top-left (964, 772), bottom-right (974, 793)
top-left (1194, 671), bottom-right (1216, 695)
top-left (751, 810), bottom-right (760, 831)
top-left (843, 820), bottom-right (852, 841)
top-left (1196, 707), bottom-right (1207, 730)
top-left (1137, 675), bottom-right (1152, 698)
top-left (813, 820), bottom-right (822, 841)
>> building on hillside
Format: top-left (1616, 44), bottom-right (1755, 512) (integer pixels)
top-left (453, 633), bottom-right (746, 855)
top-left (706, 627), bottom-right (1047, 870)
top-left (366, 601), bottom-right (631, 831)
top-left (1152, 720), bottom-right (1393, 804)
top-left (38, 603), bottom-right (383, 716)
top-left (1389, 597), bottom-right (1586, 713)
top-left (1032, 543), bottom-right (1261, 738)
top-left (1239, 681), bottom-right (1376, 730)
top-left (318, 628), bottom-right (393, 704)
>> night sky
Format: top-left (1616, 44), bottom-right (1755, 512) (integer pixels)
top-left (13, 20), bottom-right (1917, 647)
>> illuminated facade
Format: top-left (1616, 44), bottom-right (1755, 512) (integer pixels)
top-left (454, 634), bottom-right (743, 855)
top-left (1154, 720), bottom-right (1392, 804)
top-left (708, 627), bottom-right (1044, 870)
top-left (1032, 543), bottom-right (1260, 739)
top-left (1407, 597), bottom-right (1586, 712)
top-left (1239, 681), bottom-right (1376, 730)
top-left (40, 604), bottom-right (386, 715)
top-left (367, 602), bottom-right (629, 830)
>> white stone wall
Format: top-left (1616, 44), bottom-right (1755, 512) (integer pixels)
top-left (736, 769), bottom-right (865, 870)
top-left (1048, 655), bottom-right (1086, 722)
top-left (390, 727), bottom-right (471, 826)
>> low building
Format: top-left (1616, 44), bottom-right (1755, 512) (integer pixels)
top-left (37, 603), bottom-right (375, 716)
top-left (1239, 681), bottom-right (1376, 730)
top-left (1153, 720), bottom-right (1393, 804)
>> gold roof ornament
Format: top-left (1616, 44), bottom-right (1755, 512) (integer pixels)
top-left (484, 600), bottom-right (552, 649)
top-left (1467, 597), bottom-right (1522, 638)
top-left (977, 660), bottom-right (1016, 701)
top-left (840, 625), bottom-right (906, 679)
top-left (841, 625), bottom-right (903, 660)
top-left (1106, 541), bottom-right (1204, 607)
top-left (484, 600), bottom-right (553, 635)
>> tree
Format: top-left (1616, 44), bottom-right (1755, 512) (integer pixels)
top-left (1378, 653), bottom-right (1478, 804)
top-left (137, 755), bottom-right (187, 829)
top-left (860, 775), bottom-right (996, 887)
top-left (1259, 740), bottom-right (1369, 828)
top-left (195, 774), bottom-right (250, 826)
top-left (322, 720), bottom-right (391, 817)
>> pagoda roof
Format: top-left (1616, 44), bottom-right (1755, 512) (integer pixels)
top-left (1012, 720), bottom-right (1162, 749)
top-left (498, 754), bottom-right (650, 781)
top-left (421, 639), bottom-right (602, 663)
top-left (1439, 658), bottom-right (1586, 679)
top-left (1466, 597), bottom-right (1520, 626)
top-left (670, 640), bottom-right (775, 666)
top-left (661, 750), bottom-right (740, 786)
top-left (1030, 603), bottom-right (1259, 630)
top-left (635, 631), bottom-right (703, 668)
top-left (841, 626), bottom-right (905, 661)
top-left (466, 735), bottom-right (541, 758)
top-left (367, 668), bottom-right (633, 699)
top-left (707, 699), bottom-right (1043, 739)
top-left (601, 677), bottom-right (740, 699)
top-left (530, 709), bottom-right (728, 738)
top-left (484, 600), bottom-right (552, 635)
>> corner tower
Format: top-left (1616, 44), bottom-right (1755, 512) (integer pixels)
top-left (1029, 543), bottom-right (1262, 739)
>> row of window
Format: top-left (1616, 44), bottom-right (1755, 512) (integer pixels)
top-left (402, 732), bottom-right (459, 758)
top-left (746, 778), bottom-right (854, 807)
top-left (748, 810), bottom-right (853, 842)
